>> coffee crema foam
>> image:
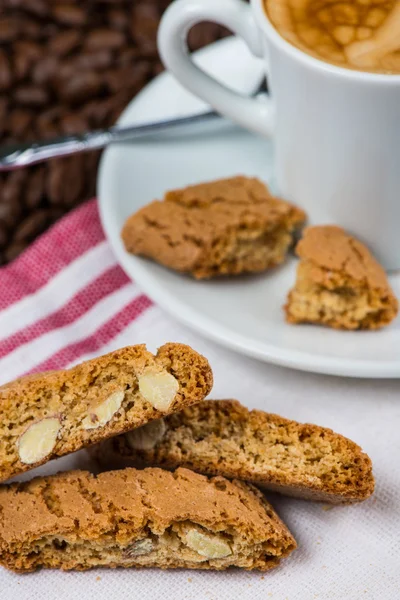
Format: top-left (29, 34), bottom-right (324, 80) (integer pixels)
top-left (264, 0), bottom-right (400, 74)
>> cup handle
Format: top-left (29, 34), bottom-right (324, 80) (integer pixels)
top-left (158, 0), bottom-right (274, 137)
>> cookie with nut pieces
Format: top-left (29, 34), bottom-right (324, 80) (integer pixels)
top-left (91, 399), bottom-right (374, 504)
top-left (122, 176), bottom-right (306, 279)
top-left (0, 343), bottom-right (212, 483)
top-left (0, 467), bottom-right (296, 573)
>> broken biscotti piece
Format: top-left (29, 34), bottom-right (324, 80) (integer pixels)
top-left (92, 399), bottom-right (374, 504)
top-left (285, 225), bottom-right (398, 330)
top-left (0, 467), bottom-right (296, 573)
top-left (0, 343), bottom-right (212, 483)
top-left (122, 176), bottom-right (306, 279)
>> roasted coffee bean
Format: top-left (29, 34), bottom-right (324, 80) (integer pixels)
top-left (14, 86), bottom-right (49, 107)
top-left (106, 61), bottom-right (152, 96)
top-left (5, 241), bottom-right (28, 263)
top-left (59, 112), bottom-right (88, 135)
top-left (14, 210), bottom-right (49, 242)
top-left (56, 60), bottom-right (76, 81)
top-left (118, 47), bottom-right (139, 66)
top-left (82, 98), bottom-right (115, 127)
top-left (49, 30), bottom-right (82, 57)
top-left (131, 61), bottom-right (152, 91)
top-left (1, 170), bottom-right (26, 209)
top-left (85, 29), bottom-right (125, 51)
top-left (131, 4), bottom-right (159, 58)
top-left (32, 56), bottom-right (58, 85)
top-left (52, 5), bottom-right (86, 26)
top-left (24, 168), bottom-right (45, 210)
top-left (62, 157), bottom-right (85, 207)
top-left (41, 23), bottom-right (59, 39)
top-left (9, 109), bottom-right (33, 139)
top-left (23, 0), bottom-right (49, 18)
top-left (14, 41), bottom-right (43, 81)
top-left (19, 19), bottom-right (42, 41)
top-left (108, 8), bottom-right (128, 30)
top-left (74, 49), bottom-right (113, 71)
top-left (58, 72), bottom-right (103, 105)
top-left (46, 160), bottom-right (66, 205)
top-left (36, 106), bottom-right (61, 138)
top-left (104, 64), bottom-right (149, 94)
top-left (84, 152), bottom-right (101, 198)
top-left (0, 18), bottom-right (19, 43)
top-left (36, 120), bottom-right (59, 139)
top-left (131, 3), bottom-right (160, 43)
top-left (0, 50), bottom-right (12, 91)
top-left (0, 200), bottom-right (22, 230)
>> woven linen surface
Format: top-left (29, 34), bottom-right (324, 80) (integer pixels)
top-left (0, 200), bottom-right (398, 600)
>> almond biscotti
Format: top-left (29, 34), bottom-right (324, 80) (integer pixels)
top-left (285, 225), bottom-right (398, 329)
top-left (0, 343), bottom-right (212, 483)
top-left (122, 176), bottom-right (305, 279)
top-left (0, 467), bottom-right (296, 573)
top-left (92, 399), bottom-right (374, 503)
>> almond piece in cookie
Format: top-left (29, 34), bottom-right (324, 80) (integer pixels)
top-left (285, 225), bottom-right (398, 330)
top-left (122, 176), bottom-right (305, 279)
top-left (91, 399), bottom-right (374, 504)
top-left (0, 343), bottom-right (212, 483)
top-left (18, 417), bottom-right (61, 465)
top-left (0, 468), bottom-right (296, 573)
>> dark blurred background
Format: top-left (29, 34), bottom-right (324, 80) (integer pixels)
top-left (0, 0), bottom-right (229, 265)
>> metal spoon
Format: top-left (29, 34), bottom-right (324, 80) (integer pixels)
top-left (0, 80), bottom-right (267, 172)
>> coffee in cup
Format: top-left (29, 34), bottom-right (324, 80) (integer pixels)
top-left (264, 0), bottom-right (400, 74)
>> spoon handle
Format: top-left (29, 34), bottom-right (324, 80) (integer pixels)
top-left (0, 110), bottom-right (220, 172)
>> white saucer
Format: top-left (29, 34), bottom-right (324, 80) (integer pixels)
top-left (98, 37), bottom-right (400, 378)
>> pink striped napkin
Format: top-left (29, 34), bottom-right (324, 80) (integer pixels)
top-left (0, 199), bottom-right (152, 383)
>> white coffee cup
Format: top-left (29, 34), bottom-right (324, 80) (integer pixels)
top-left (158, 0), bottom-right (400, 270)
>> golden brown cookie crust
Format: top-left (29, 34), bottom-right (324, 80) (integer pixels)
top-left (0, 467), bottom-right (296, 573)
top-left (92, 399), bottom-right (374, 504)
top-left (285, 225), bottom-right (398, 329)
top-left (0, 343), bottom-right (212, 483)
top-left (122, 176), bottom-right (305, 279)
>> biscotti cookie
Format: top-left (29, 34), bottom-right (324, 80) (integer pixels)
top-left (122, 176), bottom-right (305, 279)
top-left (0, 343), bottom-right (212, 483)
top-left (285, 225), bottom-right (398, 329)
top-left (92, 399), bottom-right (374, 503)
top-left (0, 467), bottom-right (296, 573)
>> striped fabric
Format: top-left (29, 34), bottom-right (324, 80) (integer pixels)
top-left (0, 199), bottom-right (152, 385)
